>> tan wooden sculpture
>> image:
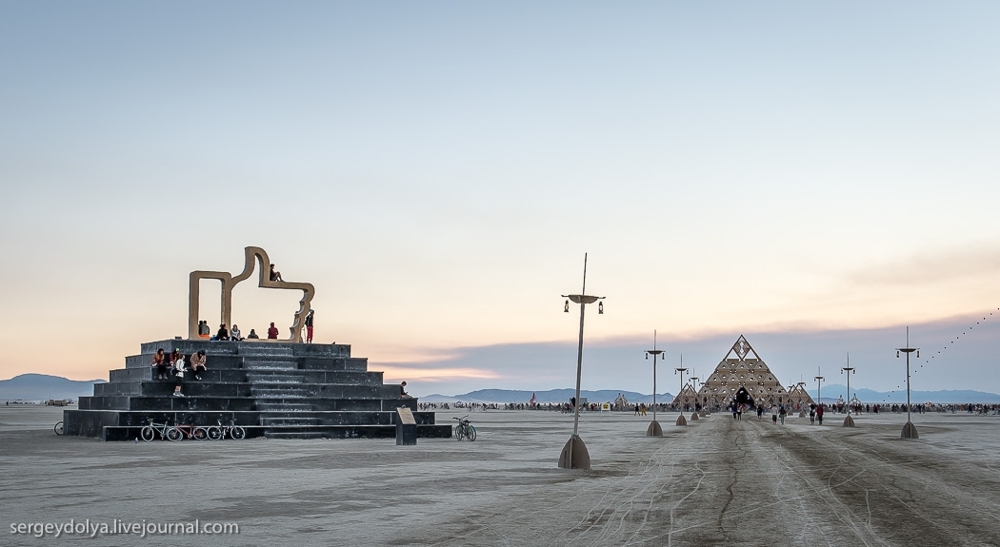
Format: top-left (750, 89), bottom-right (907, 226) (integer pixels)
top-left (188, 246), bottom-right (315, 342)
top-left (691, 335), bottom-right (813, 409)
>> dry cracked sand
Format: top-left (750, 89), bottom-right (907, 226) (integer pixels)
top-left (2, 405), bottom-right (999, 546)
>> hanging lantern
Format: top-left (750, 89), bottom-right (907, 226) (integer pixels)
top-left (564, 300), bottom-right (569, 313)
top-left (598, 301), bottom-right (604, 314)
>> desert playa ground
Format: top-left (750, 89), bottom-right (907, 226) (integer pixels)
top-left (2, 405), bottom-right (999, 547)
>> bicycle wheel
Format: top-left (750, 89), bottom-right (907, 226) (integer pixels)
top-left (141, 426), bottom-right (155, 442)
top-left (166, 427), bottom-right (183, 442)
top-left (454, 425), bottom-right (465, 441)
top-left (54, 421), bottom-right (64, 435)
top-left (206, 426), bottom-right (222, 441)
top-left (467, 425), bottom-right (476, 441)
top-left (231, 426), bottom-right (246, 440)
top-left (193, 427), bottom-right (208, 441)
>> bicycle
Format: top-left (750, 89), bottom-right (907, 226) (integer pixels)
top-left (170, 422), bottom-right (209, 441)
top-left (140, 421), bottom-right (181, 442)
top-left (54, 421), bottom-right (64, 435)
top-left (207, 419), bottom-right (246, 441)
top-left (453, 416), bottom-right (476, 441)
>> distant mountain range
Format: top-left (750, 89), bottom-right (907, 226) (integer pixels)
top-left (811, 384), bottom-right (1000, 404)
top-left (3, 374), bottom-right (998, 405)
top-left (0, 374), bottom-right (105, 402)
top-left (421, 389), bottom-right (673, 405)
top-left (423, 385), bottom-right (1000, 404)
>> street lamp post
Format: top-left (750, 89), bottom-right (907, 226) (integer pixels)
top-left (815, 368), bottom-right (825, 425)
top-left (842, 353), bottom-right (856, 427)
top-left (689, 375), bottom-right (701, 421)
top-left (557, 253), bottom-right (605, 469)
top-left (644, 330), bottom-right (664, 437)
top-left (895, 327), bottom-right (919, 439)
top-left (675, 362), bottom-right (689, 426)
top-left (840, 353), bottom-right (856, 427)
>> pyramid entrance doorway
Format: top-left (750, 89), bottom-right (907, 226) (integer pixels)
top-left (734, 386), bottom-right (755, 407)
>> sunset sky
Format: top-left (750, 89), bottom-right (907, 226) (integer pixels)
top-left (2, 2), bottom-right (999, 397)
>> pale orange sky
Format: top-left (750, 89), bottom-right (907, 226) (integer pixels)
top-left (2, 3), bottom-right (1000, 395)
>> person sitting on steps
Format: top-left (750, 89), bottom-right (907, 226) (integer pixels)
top-left (215, 323), bottom-right (229, 341)
top-left (151, 348), bottom-right (168, 380)
top-left (230, 324), bottom-right (243, 341)
top-left (189, 350), bottom-right (207, 380)
top-left (247, 329), bottom-right (259, 339)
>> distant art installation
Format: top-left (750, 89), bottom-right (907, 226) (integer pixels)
top-left (187, 246), bottom-right (315, 343)
top-left (687, 335), bottom-right (814, 409)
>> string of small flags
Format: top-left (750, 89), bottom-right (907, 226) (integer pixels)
top-left (881, 307), bottom-right (999, 403)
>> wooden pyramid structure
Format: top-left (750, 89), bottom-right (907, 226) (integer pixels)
top-left (671, 384), bottom-right (700, 409)
top-left (696, 335), bottom-right (803, 408)
top-left (786, 383), bottom-right (815, 411)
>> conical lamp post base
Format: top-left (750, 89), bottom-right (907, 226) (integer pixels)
top-left (690, 412), bottom-right (699, 421)
top-left (699, 410), bottom-right (707, 418)
top-left (558, 435), bottom-right (591, 469)
top-left (675, 414), bottom-right (687, 426)
top-left (799, 410), bottom-right (806, 418)
top-left (646, 421), bottom-right (662, 437)
top-left (901, 421), bottom-right (918, 439)
top-left (843, 415), bottom-right (855, 427)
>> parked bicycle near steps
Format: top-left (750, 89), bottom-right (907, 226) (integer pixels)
top-left (453, 416), bottom-right (476, 441)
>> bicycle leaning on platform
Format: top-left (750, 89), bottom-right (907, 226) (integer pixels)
top-left (207, 419), bottom-right (246, 440)
top-left (453, 416), bottom-right (476, 441)
top-left (171, 421), bottom-right (210, 441)
top-left (140, 420), bottom-right (181, 442)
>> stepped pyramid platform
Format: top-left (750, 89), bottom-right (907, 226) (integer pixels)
top-left (63, 339), bottom-right (452, 441)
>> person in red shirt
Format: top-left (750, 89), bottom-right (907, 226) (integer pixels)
top-left (267, 322), bottom-right (279, 339)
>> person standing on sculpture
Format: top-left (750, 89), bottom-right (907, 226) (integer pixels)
top-left (305, 309), bottom-right (315, 343)
top-left (172, 352), bottom-right (187, 397)
top-left (267, 322), bottom-right (279, 339)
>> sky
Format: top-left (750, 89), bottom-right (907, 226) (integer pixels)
top-left (2, 2), bottom-right (1000, 397)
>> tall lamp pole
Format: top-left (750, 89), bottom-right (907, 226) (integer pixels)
top-left (557, 253), bottom-right (605, 469)
top-left (896, 327), bottom-right (919, 439)
top-left (841, 353), bottom-right (856, 428)
top-left (644, 330), bottom-right (665, 437)
top-left (675, 361), bottom-right (689, 426)
top-left (688, 373), bottom-right (701, 421)
top-left (815, 368), bottom-right (825, 425)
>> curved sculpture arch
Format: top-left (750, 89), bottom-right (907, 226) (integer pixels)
top-left (187, 246), bottom-right (315, 343)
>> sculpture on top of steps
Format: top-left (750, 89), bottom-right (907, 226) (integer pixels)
top-left (187, 246), bottom-right (315, 343)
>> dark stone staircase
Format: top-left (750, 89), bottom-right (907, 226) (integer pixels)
top-left (63, 339), bottom-right (451, 441)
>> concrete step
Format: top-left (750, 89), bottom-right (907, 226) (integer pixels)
top-left (237, 345), bottom-right (295, 357)
top-left (243, 361), bottom-right (298, 371)
top-left (246, 374), bottom-right (304, 384)
top-left (256, 402), bottom-right (314, 411)
top-left (251, 387), bottom-right (312, 398)
top-left (260, 417), bottom-right (322, 426)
